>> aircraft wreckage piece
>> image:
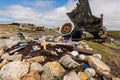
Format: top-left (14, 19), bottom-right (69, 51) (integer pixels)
top-left (60, 0), bottom-right (105, 40)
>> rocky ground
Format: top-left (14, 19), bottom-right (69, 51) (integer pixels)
top-left (0, 25), bottom-right (120, 80)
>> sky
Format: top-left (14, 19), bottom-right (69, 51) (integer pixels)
top-left (0, 0), bottom-right (120, 30)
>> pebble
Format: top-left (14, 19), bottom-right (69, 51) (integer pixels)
top-left (84, 68), bottom-right (96, 77)
top-left (70, 51), bottom-right (79, 56)
top-left (78, 54), bottom-right (87, 61)
top-left (93, 54), bottom-right (102, 60)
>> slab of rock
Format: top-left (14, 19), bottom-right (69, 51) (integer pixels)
top-left (0, 36), bottom-right (20, 49)
top-left (22, 70), bottom-right (41, 80)
top-left (87, 56), bottom-right (110, 77)
top-left (6, 36), bottom-right (20, 48)
top-left (30, 62), bottom-right (43, 72)
top-left (89, 77), bottom-right (95, 80)
top-left (0, 59), bottom-right (8, 68)
top-left (0, 48), bottom-right (4, 56)
top-left (1, 53), bottom-right (22, 61)
top-left (0, 61), bottom-right (30, 80)
top-left (41, 61), bottom-right (65, 80)
top-left (84, 68), bottom-right (96, 78)
top-left (59, 55), bottom-right (79, 68)
top-left (63, 70), bottom-right (79, 80)
top-left (78, 72), bottom-right (89, 80)
top-left (26, 56), bottom-right (45, 63)
top-left (112, 77), bottom-right (120, 80)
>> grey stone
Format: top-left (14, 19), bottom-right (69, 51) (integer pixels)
top-left (0, 36), bottom-right (20, 49)
top-left (89, 77), bottom-right (95, 80)
top-left (92, 54), bottom-right (102, 60)
top-left (84, 68), bottom-right (96, 77)
top-left (59, 55), bottom-right (79, 68)
top-left (0, 61), bottom-right (30, 80)
top-left (78, 54), bottom-right (87, 61)
top-left (26, 56), bottom-right (45, 63)
top-left (87, 56), bottom-right (110, 77)
top-left (41, 61), bottom-right (65, 80)
top-left (112, 77), bottom-right (120, 80)
top-left (1, 53), bottom-right (22, 61)
top-left (63, 70), bottom-right (79, 80)
top-left (30, 62), bottom-right (43, 72)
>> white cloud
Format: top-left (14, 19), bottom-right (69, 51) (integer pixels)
top-left (90, 0), bottom-right (120, 30)
top-left (32, 1), bottom-right (53, 8)
top-left (23, 0), bottom-right (54, 11)
top-left (0, 0), bottom-right (76, 28)
top-left (0, 0), bottom-right (120, 30)
top-left (0, 5), bottom-right (41, 20)
top-left (40, 0), bottom-right (76, 27)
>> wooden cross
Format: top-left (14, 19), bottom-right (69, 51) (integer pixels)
top-left (41, 40), bottom-right (47, 50)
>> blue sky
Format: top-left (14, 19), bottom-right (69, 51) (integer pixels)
top-left (0, 0), bottom-right (65, 6)
top-left (0, 0), bottom-right (68, 10)
top-left (0, 0), bottom-right (120, 30)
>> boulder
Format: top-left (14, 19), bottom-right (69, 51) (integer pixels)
top-left (0, 48), bottom-right (4, 56)
top-left (30, 62), bottom-right (43, 72)
top-left (87, 56), bottom-right (110, 77)
top-left (0, 61), bottom-right (30, 80)
top-left (63, 70), bottom-right (79, 80)
top-left (0, 40), bottom-right (5, 49)
top-left (89, 77), bottom-right (95, 80)
top-left (59, 55), bottom-right (79, 68)
top-left (22, 70), bottom-right (41, 80)
top-left (26, 56), bottom-right (45, 63)
top-left (6, 36), bottom-right (20, 48)
top-left (1, 53), bottom-right (22, 61)
top-left (0, 59), bottom-right (8, 68)
top-left (78, 54), bottom-right (87, 61)
top-left (84, 68), bottom-right (96, 77)
top-left (41, 61), bottom-right (65, 80)
top-left (0, 36), bottom-right (20, 49)
top-left (78, 72), bottom-right (89, 80)
top-left (112, 77), bottom-right (120, 80)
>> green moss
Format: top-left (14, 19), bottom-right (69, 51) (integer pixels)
top-left (85, 41), bottom-right (120, 64)
top-left (108, 31), bottom-right (120, 41)
top-left (102, 42), bottom-right (120, 49)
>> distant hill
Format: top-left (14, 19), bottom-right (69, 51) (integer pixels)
top-left (108, 31), bottom-right (120, 41)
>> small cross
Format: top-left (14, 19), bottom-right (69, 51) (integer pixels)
top-left (41, 40), bottom-right (47, 50)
